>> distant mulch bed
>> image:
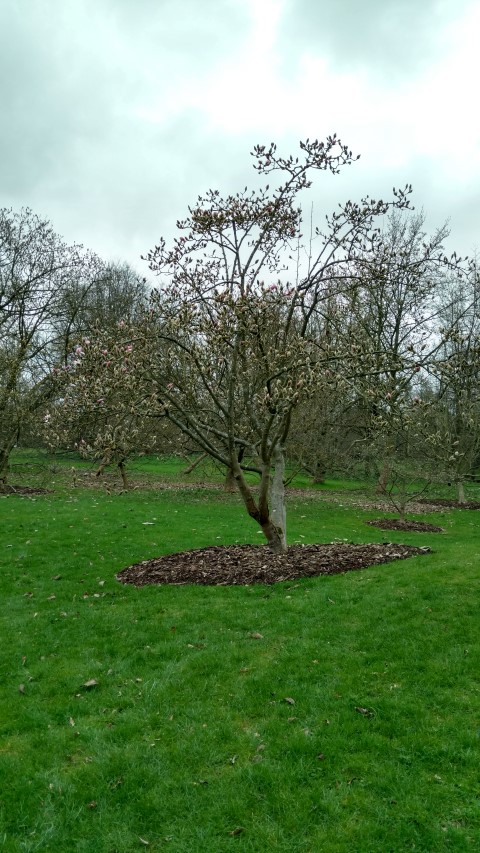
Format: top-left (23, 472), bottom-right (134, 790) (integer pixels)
top-left (0, 484), bottom-right (51, 495)
top-left (117, 542), bottom-right (431, 587)
top-left (366, 519), bottom-right (444, 533)
top-left (417, 498), bottom-right (480, 510)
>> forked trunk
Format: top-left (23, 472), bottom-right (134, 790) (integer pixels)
top-left (232, 455), bottom-right (287, 553)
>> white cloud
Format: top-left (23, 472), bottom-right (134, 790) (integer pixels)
top-left (0, 0), bottom-right (478, 266)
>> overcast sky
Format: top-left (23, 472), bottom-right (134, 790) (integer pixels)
top-left (1, 0), bottom-right (479, 275)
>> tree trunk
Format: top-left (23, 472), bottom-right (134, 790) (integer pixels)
top-left (457, 480), bottom-right (466, 504)
top-left (0, 448), bottom-right (10, 484)
top-left (261, 518), bottom-right (286, 554)
top-left (118, 460), bottom-right (128, 490)
top-left (270, 445), bottom-right (287, 551)
top-left (225, 447), bottom-right (245, 492)
top-left (224, 467), bottom-right (236, 492)
top-left (375, 461), bottom-right (390, 495)
top-left (0, 430), bottom-right (20, 484)
top-left (95, 453), bottom-right (110, 478)
top-left (182, 452), bottom-right (207, 475)
top-left (232, 457), bottom-right (287, 554)
top-left (312, 461), bottom-right (326, 484)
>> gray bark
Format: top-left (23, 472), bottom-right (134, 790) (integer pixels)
top-left (231, 456), bottom-right (286, 554)
top-left (270, 445), bottom-right (287, 552)
top-left (0, 431), bottom-right (20, 484)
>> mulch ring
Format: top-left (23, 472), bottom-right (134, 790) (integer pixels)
top-left (0, 484), bottom-right (51, 495)
top-left (117, 542), bottom-right (431, 587)
top-left (417, 498), bottom-right (480, 510)
top-left (365, 519), bottom-right (445, 533)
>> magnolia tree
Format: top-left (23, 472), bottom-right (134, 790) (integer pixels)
top-left (339, 211), bottom-right (471, 492)
top-left (361, 393), bottom-right (438, 518)
top-left (0, 207), bottom-right (103, 483)
top-left (45, 319), bottom-right (164, 487)
top-left (45, 263), bottom-right (152, 486)
top-left (286, 375), bottom-right (360, 483)
top-left (425, 271), bottom-right (480, 501)
top-left (52, 137), bottom-right (420, 552)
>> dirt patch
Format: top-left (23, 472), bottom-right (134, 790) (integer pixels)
top-left (116, 542), bottom-right (431, 587)
top-left (365, 519), bottom-right (444, 533)
top-left (417, 498), bottom-right (480, 510)
top-left (0, 484), bottom-right (51, 495)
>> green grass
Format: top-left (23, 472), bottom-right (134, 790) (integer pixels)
top-left (1, 457), bottom-right (479, 851)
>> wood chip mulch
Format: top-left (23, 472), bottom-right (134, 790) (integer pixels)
top-left (417, 498), bottom-right (480, 510)
top-left (0, 485), bottom-right (51, 495)
top-left (116, 542), bottom-right (431, 587)
top-left (365, 519), bottom-right (445, 533)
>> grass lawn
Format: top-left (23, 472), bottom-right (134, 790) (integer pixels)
top-left (1, 455), bottom-right (479, 851)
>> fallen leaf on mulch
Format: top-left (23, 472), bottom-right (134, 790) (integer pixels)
top-left (116, 542), bottom-right (431, 587)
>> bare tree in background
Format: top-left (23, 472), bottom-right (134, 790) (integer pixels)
top-left (0, 208), bottom-right (103, 483)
